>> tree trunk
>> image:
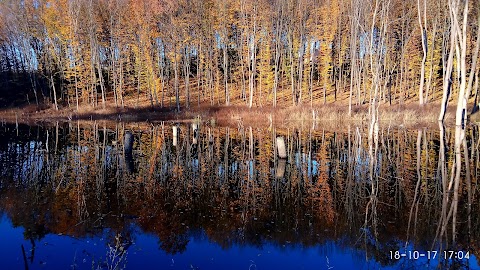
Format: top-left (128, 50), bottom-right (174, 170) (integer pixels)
top-left (50, 75), bottom-right (58, 110)
top-left (438, 12), bottom-right (456, 122)
top-left (417, 0), bottom-right (427, 105)
top-left (223, 42), bottom-right (229, 106)
top-left (174, 53), bottom-right (180, 112)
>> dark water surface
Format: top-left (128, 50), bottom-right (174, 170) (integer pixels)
top-left (0, 122), bottom-right (479, 269)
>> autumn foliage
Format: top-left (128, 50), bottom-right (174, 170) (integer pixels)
top-left (0, 0), bottom-right (478, 114)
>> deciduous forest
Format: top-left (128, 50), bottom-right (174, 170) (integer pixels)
top-left (0, 0), bottom-right (478, 124)
top-left (1, 2), bottom-right (480, 267)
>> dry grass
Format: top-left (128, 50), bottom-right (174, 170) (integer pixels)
top-left (268, 103), bottom-right (455, 129)
top-left (0, 101), bottom-right (457, 129)
top-left (207, 102), bottom-right (457, 129)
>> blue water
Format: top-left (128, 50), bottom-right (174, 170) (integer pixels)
top-left (1, 215), bottom-right (478, 270)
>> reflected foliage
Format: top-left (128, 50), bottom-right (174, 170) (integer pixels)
top-left (0, 122), bottom-right (479, 268)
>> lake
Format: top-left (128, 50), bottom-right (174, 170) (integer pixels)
top-left (0, 121), bottom-right (479, 269)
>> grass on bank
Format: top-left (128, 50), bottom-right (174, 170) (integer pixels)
top-left (0, 101), bottom-right (457, 130)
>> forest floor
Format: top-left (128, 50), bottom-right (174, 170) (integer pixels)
top-left (0, 101), bottom-right (461, 130)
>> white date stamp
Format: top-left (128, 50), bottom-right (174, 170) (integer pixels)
top-left (389, 250), bottom-right (470, 260)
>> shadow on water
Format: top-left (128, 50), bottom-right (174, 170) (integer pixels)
top-left (67, 105), bottom-right (222, 123)
top-left (0, 121), bottom-right (479, 269)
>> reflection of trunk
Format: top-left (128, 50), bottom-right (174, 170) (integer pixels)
top-left (124, 131), bottom-right (134, 174)
top-left (309, 50), bottom-right (314, 106)
top-left (345, 126), bottom-right (354, 222)
top-left (21, 245), bottom-right (29, 270)
top-left (192, 123), bottom-right (198, 145)
top-left (437, 123), bottom-right (447, 194)
top-left (249, 127), bottom-right (253, 161)
top-left (365, 120), bottom-right (379, 246)
top-left (407, 130), bottom-right (423, 242)
top-left (224, 128), bottom-right (230, 182)
top-left (451, 125), bottom-right (463, 243)
top-left (434, 122), bottom-right (449, 247)
top-left (55, 122), bottom-right (59, 153)
top-left (275, 159), bottom-right (286, 178)
top-left (99, 125), bottom-right (107, 188)
top-left (463, 131), bottom-right (472, 238)
top-left (435, 123), bottom-right (466, 246)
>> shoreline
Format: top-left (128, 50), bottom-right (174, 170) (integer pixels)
top-left (0, 102), bottom-right (458, 129)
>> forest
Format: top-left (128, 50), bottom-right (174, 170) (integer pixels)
top-left (0, 0), bottom-right (479, 125)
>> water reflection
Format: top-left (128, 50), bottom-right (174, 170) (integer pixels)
top-left (124, 131), bottom-right (135, 174)
top-left (0, 122), bottom-right (479, 269)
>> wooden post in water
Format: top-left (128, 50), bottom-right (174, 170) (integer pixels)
top-left (172, 125), bottom-right (178, 146)
top-left (276, 136), bottom-right (287, 158)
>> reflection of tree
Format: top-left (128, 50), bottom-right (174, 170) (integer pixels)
top-left (434, 122), bottom-right (477, 263)
top-left (160, 233), bottom-right (189, 255)
top-left (0, 122), bottom-right (479, 267)
top-left (306, 131), bottom-right (334, 224)
top-left (406, 130), bottom-right (423, 244)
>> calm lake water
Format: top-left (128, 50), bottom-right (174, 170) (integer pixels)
top-left (0, 122), bottom-right (479, 269)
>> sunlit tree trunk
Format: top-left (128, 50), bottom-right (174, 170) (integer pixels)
top-left (248, 4), bottom-right (257, 109)
top-left (174, 51), bottom-right (180, 112)
top-left (417, 0), bottom-right (427, 105)
top-left (184, 47), bottom-right (191, 108)
top-left (438, 8), bottom-right (456, 122)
